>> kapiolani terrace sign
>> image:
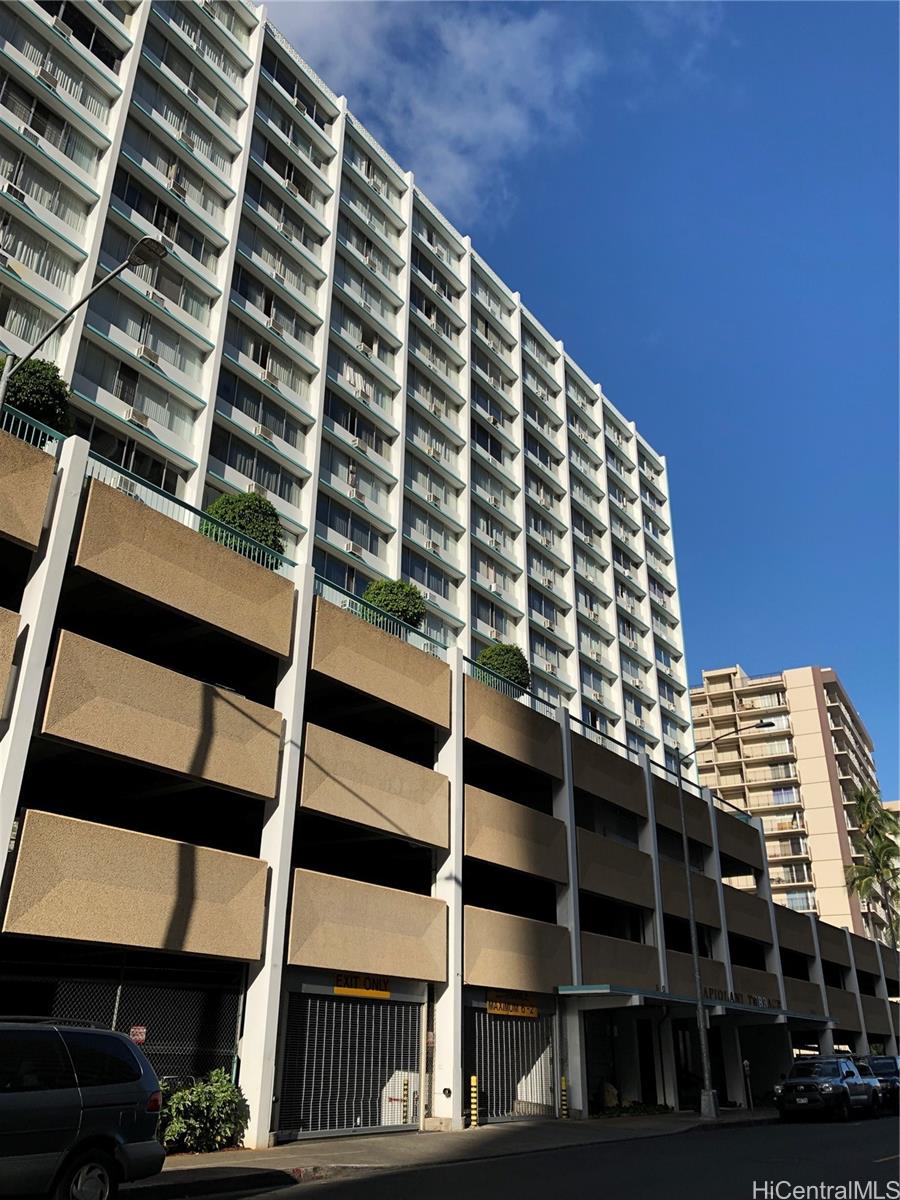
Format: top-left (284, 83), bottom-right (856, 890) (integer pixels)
top-left (703, 985), bottom-right (779, 1009)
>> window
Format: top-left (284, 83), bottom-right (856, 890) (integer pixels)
top-left (61, 1031), bottom-right (142, 1087)
top-left (316, 493), bottom-right (385, 556)
top-left (0, 1029), bottom-right (75, 1093)
top-left (210, 425), bottom-right (303, 507)
top-left (402, 547), bottom-right (451, 599)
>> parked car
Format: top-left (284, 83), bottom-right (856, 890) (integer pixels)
top-left (857, 1055), bottom-right (900, 1112)
top-left (853, 1058), bottom-right (886, 1116)
top-left (0, 1020), bottom-right (166, 1199)
top-left (774, 1055), bottom-right (875, 1121)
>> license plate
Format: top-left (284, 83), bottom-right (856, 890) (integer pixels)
top-left (796, 1097), bottom-right (808, 1104)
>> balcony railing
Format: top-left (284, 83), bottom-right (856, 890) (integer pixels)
top-left (315, 575), bottom-right (447, 660)
top-left (0, 403), bottom-right (66, 460)
top-left (464, 655), bottom-right (556, 717)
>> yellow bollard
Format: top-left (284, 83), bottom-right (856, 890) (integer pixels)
top-left (402, 1076), bottom-right (410, 1125)
top-left (470, 1074), bottom-right (479, 1127)
top-left (560, 1075), bottom-right (568, 1119)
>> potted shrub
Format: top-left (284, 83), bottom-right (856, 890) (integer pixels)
top-left (475, 643), bottom-right (530, 694)
top-left (203, 491), bottom-right (285, 558)
top-left (361, 578), bottom-right (426, 628)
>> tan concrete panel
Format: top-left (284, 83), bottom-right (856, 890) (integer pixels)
top-left (723, 886), bottom-right (773, 943)
top-left (0, 605), bottom-right (18, 707)
top-left (892, 1002), bottom-right (899, 1036)
top-left (666, 950), bottom-right (727, 997)
top-left (716, 810), bottom-right (764, 872)
top-left (311, 598), bottom-right (450, 728)
top-left (465, 786), bottom-right (567, 882)
top-left (816, 921), bottom-right (851, 968)
top-left (581, 932), bottom-right (660, 990)
top-left (878, 943), bottom-right (899, 986)
top-left (652, 777), bottom-right (712, 846)
top-left (463, 676), bottom-right (562, 778)
top-left (464, 905), bottom-right (571, 993)
top-left (790, 710), bottom-right (824, 737)
top-left (826, 986), bottom-right (861, 1031)
top-left (659, 860), bottom-right (720, 927)
top-left (570, 734), bottom-right (647, 818)
top-left (42, 631), bottom-right (282, 798)
top-left (288, 869), bottom-right (447, 983)
top-left (775, 905), bottom-right (816, 957)
top-left (731, 965), bottom-right (781, 1008)
top-left (849, 933), bottom-right (880, 977)
top-left (302, 724), bottom-right (449, 849)
top-left (0, 427), bottom-right (53, 549)
top-left (75, 481), bottom-right (295, 657)
top-left (3, 809), bottom-right (267, 959)
top-left (785, 978), bottom-right (826, 1017)
top-left (861, 994), bottom-right (891, 1036)
top-left (577, 829), bottom-right (655, 909)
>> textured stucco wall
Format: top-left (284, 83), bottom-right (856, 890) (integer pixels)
top-left (784, 977), bottom-right (826, 1016)
top-left (0, 427), bottom-right (53, 548)
top-left (301, 723), bottom-right (449, 848)
top-left (860, 994), bottom-right (890, 1035)
top-left (0, 605), bottom-right (18, 708)
top-left (288, 869), bottom-right (448, 983)
top-left (826, 985), bottom-right (861, 1030)
top-left (463, 677), bottom-right (562, 779)
top-left (730, 964), bottom-right (781, 1007)
top-left (42, 631), bottom-right (283, 797)
top-left (570, 733), bottom-right (647, 818)
top-left (723, 885), bottom-right (774, 944)
top-left (816, 922), bottom-right (852, 968)
top-left (659, 859), bottom-right (721, 928)
top-left (463, 905), bottom-right (571, 993)
top-left (3, 809), bottom-right (268, 959)
top-left (464, 786), bottom-right (567, 882)
top-left (666, 949), bottom-right (727, 997)
top-left (577, 828), bottom-right (654, 909)
top-left (774, 905), bottom-right (816, 957)
top-left (849, 932), bottom-right (880, 977)
top-left (581, 931), bottom-right (660, 991)
top-left (75, 481), bottom-right (295, 656)
top-left (715, 809), bottom-right (764, 872)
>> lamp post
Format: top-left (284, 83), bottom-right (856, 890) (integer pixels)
top-left (0, 234), bottom-right (168, 414)
top-left (676, 717), bottom-right (775, 1119)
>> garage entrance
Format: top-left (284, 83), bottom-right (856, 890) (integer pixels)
top-left (466, 996), bottom-right (556, 1123)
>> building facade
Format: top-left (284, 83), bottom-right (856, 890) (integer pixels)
top-left (0, 424), bottom-right (897, 1147)
top-left (0, 0), bottom-right (691, 766)
top-left (690, 665), bottom-right (890, 940)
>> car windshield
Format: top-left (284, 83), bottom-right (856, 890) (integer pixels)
top-left (870, 1058), bottom-right (899, 1076)
top-left (789, 1061), bottom-right (840, 1079)
top-left (857, 1062), bottom-right (874, 1077)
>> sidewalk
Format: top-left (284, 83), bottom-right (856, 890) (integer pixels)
top-left (126, 1109), bottom-right (778, 1197)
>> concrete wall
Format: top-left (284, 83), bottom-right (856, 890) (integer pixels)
top-left (464, 785), bottom-right (567, 882)
top-left (849, 933), bottom-right (880, 977)
top-left (42, 631), bottom-right (283, 797)
top-left (463, 677), bottom-right (562, 778)
top-left (659, 860), bottom-right (720, 928)
top-left (570, 734), bottom-right (647, 818)
top-left (288, 869), bottom-right (448, 983)
top-left (775, 905), bottom-right (816, 957)
top-left (75, 481), bottom-right (295, 657)
top-left (715, 809), bottom-right (764, 872)
top-left (463, 905), bottom-right (571, 993)
top-left (302, 723), bottom-right (449, 848)
top-left (731, 964), bottom-right (781, 1008)
top-left (3, 809), bottom-right (267, 959)
top-left (652, 777), bottom-right (712, 845)
top-left (817, 922), bottom-right (851, 968)
top-left (826, 986), bottom-right (861, 1031)
top-left (581, 932), bottom-right (660, 990)
top-left (666, 949), bottom-right (727, 996)
top-left (784, 977), bottom-right (826, 1017)
top-left (577, 829), bottom-right (654, 909)
top-left (723, 886), bottom-right (774, 943)
top-left (861, 994), bottom-right (891, 1036)
top-left (0, 428), bottom-right (54, 549)
top-left (0, 605), bottom-right (17, 707)
top-left (310, 598), bottom-right (451, 728)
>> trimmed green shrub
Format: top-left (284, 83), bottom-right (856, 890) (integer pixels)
top-left (159, 1069), bottom-right (249, 1154)
top-left (203, 491), bottom-right (285, 557)
top-left (476, 643), bottom-right (531, 691)
top-left (361, 578), bottom-right (426, 628)
top-left (0, 356), bottom-right (73, 434)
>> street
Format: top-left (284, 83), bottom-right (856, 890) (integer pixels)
top-left (199, 1120), bottom-right (900, 1200)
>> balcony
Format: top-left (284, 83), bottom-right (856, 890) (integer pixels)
top-left (464, 673), bottom-right (562, 778)
top-left (578, 829), bottom-right (654, 908)
top-left (730, 965), bottom-right (781, 1009)
top-left (723, 886), bottom-right (773, 943)
top-left (666, 950), bottom-right (727, 998)
top-left (465, 786), bottom-right (567, 882)
top-left (464, 906), bottom-right (571, 993)
top-left (288, 869), bottom-right (447, 983)
top-left (41, 631), bottom-right (283, 798)
top-left (774, 904), bottom-right (816, 957)
top-left (0, 418), bottom-right (57, 549)
top-left (302, 723), bottom-right (449, 849)
top-left (572, 730), bottom-right (647, 817)
top-left (660, 860), bottom-right (720, 927)
top-left (784, 977), bottom-right (824, 1017)
top-left (826, 986), bottom-right (861, 1031)
top-left (581, 932), bottom-right (660, 991)
top-left (4, 809), bottom-right (267, 959)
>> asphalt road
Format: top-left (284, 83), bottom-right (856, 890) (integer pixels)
top-left (217, 1118), bottom-right (900, 1200)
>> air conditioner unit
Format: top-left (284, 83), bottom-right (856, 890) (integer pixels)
top-left (125, 407), bottom-right (149, 428)
top-left (53, 16), bottom-right (72, 37)
top-left (490, 584), bottom-right (502, 596)
top-left (160, 237), bottom-right (175, 253)
top-left (180, 134), bottom-right (195, 152)
top-left (279, 223), bottom-right (294, 242)
top-left (488, 414), bottom-right (500, 427)
top-left (542, 617), bottom-right (555, 630)
top-left (428, 401), bottom-right (444, 417)
top-left (489, 496), bottom-right (500, 508)
top-left (351, 488), bottom-right (365, 502)
top-left (344, 540), bottom-right (365, 556)
top-left (286, 180), bottom-right (299, 198)
top-left (545, 663), bottom-right (557, 676)
top-left (138, 345), bottom-right (159, 365)
top-left (267, 318), bottom-right (286, 337)
top-left (426, 492), bottom-right (440, 505)
top-left (118, 477), bottom-right (138, 497)
top-left (489, 538), bottom-right (502, 551)
top-left (255, 423), bottom-right (275, 442)
top-left (542, 576), bottom-right (554, 588)
top-left (146, 289), bottom-right (166, 307)
top-left (293, 96), bottom-right (307, 114)
top-left (265, 370), bottom-right (279, 387)
top-left (21, 126), bottom-right (39, 146)
top-left (540, 536), bottom-right (552, 548)
top-left (249, 481), bottom-right (268, 497)
top-left (591, 652), bottom-right (603, 664)
top-left (425, 539), bottom-right (440, 553)
top-left (434, 245), bottom-right (446, 262)
top-left (592, 690), bottom-right (603, 702)
top-left (187, 89), bottom-right (200, 106)
top-left (427, 446), bottom-right (442, 460)
top-left (490, 628), bottom-right (502, 641)
top-left (38, 67), bottom-right (58, 90)
top-left (356, 343), bottom-right (372, 358)
top-left (172, 182), bottom-right (187, 200)
top-left (3, 182), bottom-right (24, 204)
top-left (364, 256), bottom-right (378, 272)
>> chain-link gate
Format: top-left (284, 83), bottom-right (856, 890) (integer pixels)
top-left (473, 1009), bottom-right (556, 1122)
top-left (277, 993), bottom-right (421, 1136)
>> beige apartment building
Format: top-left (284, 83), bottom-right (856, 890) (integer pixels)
top-left (691, 665), bottom-right (889, 941)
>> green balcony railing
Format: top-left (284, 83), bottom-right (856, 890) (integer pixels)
top-left (0, 404), bottom-right (66, 460)
top-left (463, 655), bottom-right (557, 718)
top-left (314, 574), bottom-right (448, 660)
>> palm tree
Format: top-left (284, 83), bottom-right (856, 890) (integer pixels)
top-left (845, 788), bottom-right (900, 949)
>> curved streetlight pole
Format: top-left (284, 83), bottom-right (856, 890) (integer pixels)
top-left (0, 234), bottom-right (168, 413)
top-left (677, 717), bottom-right (775, 1119)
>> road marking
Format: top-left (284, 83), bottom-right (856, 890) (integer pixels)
top-left (874, 1154), bottom-right (899, 1163)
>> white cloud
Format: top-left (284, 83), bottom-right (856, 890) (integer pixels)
top-left (634, 2), bottom-right (726, 83)
top-left (268, 1), bottom-right (605, 226)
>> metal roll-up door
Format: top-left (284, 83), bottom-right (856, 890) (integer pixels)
top-left (278, 993), bottom-right (421, 1136)
top-left (474, 1008), bottom-right (555, 1122)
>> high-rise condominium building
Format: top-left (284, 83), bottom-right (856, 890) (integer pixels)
top-left (690, 665), bottom-right (890, 939)
top-left (0, 0), bottom-right (691, 766)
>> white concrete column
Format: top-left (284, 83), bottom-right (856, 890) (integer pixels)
top-left (752, 817), bottom-right (787, 1012)
top-left (555, 707), bottom-right (582, 984)
top-left (656, 1015), bottom-right (679, 1109)
top-left (560, 1005), bottom-right (587, 1120)
top-left (614, 1017), bottom-right (641, 1104)
top-left (874, 940), bottom-right (898, 1055)
top-left (720, 1025), bottom-right (746, 1107)
top-left (805, 912), bottom-right (834, 1052)
top-left (842, 928), bottom-right (869, 1056)
top-left (0, 435), bottom-right (88, 858)
top-left (430, 645), bottom-right (465, 1129)
top-left (703, 789), bottom-right (734, 996)
top-left (240, 563), bottom-right (315, 1149)
top-left (640, 754), bottom-right (668, 992)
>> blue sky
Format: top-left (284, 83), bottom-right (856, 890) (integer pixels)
top-left (278, 1), bottom-right (899, 794)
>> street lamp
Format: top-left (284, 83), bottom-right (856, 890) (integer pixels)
top-left (0, 234), bottom-right (168, 412)
top-left (675, 717), bottom-right (775, 1119)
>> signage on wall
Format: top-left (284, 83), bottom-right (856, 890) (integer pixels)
top-left (129, 1026), bottom-right (147, 1045)
top-left (486, 991), bottom-right (540, 1019)
top-left (333, 973), bottom-right (391, 999)
top-left (703, 985), bottom-right (778, 1010)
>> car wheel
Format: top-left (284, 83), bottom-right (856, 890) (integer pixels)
top-left (834, 1096), bottom-right (851, 1122)
top-left (869, 1094), bottom-right (881, 1119)
top-left (54, 1149), bottom-right (119, 1200)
